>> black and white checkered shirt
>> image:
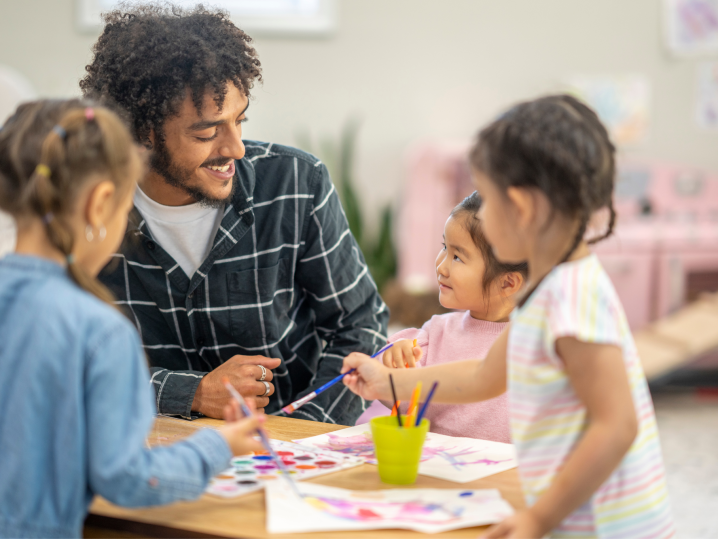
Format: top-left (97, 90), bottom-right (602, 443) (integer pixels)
top-left (100, 141), bottom-right (389, 424)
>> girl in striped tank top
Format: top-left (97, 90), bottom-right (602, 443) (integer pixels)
top-left (342, 95), bottom-right (674, 538)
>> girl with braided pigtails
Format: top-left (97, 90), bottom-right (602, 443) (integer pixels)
top-left (0, 100), bottom-right (268, 539)
top-left (341, 95), bottom-right (674, 538)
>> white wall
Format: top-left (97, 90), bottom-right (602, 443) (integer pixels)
top-left (1, 0), bottom-right (716, 227)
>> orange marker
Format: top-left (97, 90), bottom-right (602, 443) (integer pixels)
top-left (405, 339), bottom-right (419, 367)
top-left (390, 400), bottom-right (401, 417)
top-left (405, 381), bottom-right (422, 427)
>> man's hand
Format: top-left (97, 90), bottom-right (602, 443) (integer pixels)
top-left (192, 355), bottom-right (281, 418)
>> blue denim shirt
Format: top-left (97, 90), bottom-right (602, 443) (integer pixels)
top-left (0, 255), bottom-right (232, 539)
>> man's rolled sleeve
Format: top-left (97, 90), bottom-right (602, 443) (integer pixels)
top-left (150, 367), bottom-right (205, 419)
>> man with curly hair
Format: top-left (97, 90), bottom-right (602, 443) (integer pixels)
top-left (82, 3), bottom-right (388, 424)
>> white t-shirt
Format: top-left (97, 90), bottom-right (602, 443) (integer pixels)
top-left (0, 210), bottom-right (16, 258)
top-left (133, 187), bottom-right (224, 278)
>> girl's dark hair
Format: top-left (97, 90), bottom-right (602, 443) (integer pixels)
top-left (469, 94), bottom-right (616, 268)
top-left (0, 99), bottom-right (141, 304)
top-left (451, 191), bottom-right (528, 293)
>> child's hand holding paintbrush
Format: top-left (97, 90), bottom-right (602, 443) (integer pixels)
top-left (217, 396), bottom-right (267, 456)
top-left (342, 349), bottom-right (499, 405)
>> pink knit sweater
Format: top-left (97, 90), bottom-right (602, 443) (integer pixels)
top-left (356, 311), bottom-right (510, 443)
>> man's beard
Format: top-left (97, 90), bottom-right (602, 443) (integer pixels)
top-left (150, 137), bottom-right (236, 209)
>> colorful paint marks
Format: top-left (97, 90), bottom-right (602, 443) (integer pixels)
top-left (295, 424), bottom-right (517, 483)
top-left (266, 482), bottom-right (514, 534)
top-left (206, 440), bottom-right (364, 498)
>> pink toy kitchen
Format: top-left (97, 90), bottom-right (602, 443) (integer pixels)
top-left (397, 143), bottom-right (718, 382)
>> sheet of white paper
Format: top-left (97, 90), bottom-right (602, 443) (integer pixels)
top-left (206, 439), bottom-right (364, 498)
top-left (295, 424), bottom-right (517, 483)
top-left (266, 481), bottom-right (514, 534)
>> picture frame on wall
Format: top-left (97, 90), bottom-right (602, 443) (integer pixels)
top-left (565, 75), bottom-right (651, 147)
top-left (76, 0), bottom-right (337, 36)
top-left (663, 0), bottom-right (718, 56)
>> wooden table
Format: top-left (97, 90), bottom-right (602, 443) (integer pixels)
top-left (85, 416), bottom-right (525, 538)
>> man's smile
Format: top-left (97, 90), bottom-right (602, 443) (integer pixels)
top-left (201, 160), bottom-right (235, 181)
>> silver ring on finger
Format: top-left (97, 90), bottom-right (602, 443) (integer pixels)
top-left (258, 364), bottom-right (267, 382)
top-left (260, 381), bottom-right (271, 397)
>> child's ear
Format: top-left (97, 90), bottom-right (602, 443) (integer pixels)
top-left (500, 271), bottom-right (524, 297)
top-left (506, 186), bottom-right (539, 230)
top-left (85, 178), bottom-right (117, 229)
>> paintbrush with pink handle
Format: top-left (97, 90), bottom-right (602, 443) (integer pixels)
top-left (222, 376), bottom-right (302, 497)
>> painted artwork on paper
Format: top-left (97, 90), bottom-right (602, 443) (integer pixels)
top-left (664, 0), bottom-right (718, 55)
top-left (266, 482), bottom-right (515, 534)
top-left (295, 424), bottom-right (517, 483)
top-left (206, 439), bottom-right (364, 498)
top-left (565, 76), bottom-right (651, 147)
top-left (697, 62), bottom-right (718, 129)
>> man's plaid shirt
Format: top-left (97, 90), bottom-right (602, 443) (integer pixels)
top-left (100, 141), bottom-right (389, 424)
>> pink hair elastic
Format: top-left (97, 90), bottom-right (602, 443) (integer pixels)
top-left (84, 107), bottom-right (95, 121)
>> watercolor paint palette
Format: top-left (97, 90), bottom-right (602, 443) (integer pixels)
top-left (206, 440), bottom-right (364, 498)
top-left (295, 424), bottom-right (517, 483)
top-left (266, 481), bottom-right (515, 534)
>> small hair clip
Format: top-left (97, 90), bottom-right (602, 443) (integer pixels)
top-left (66, 254), bottom-right (75, 265)
top-left (52, 125), bottom-right (67, 139)
top-left (84, 107), bottom-right (95, 121)
top-left (42, 212), bottom-right (54, 225)
top-left (35, 164), bottom-right (51, 178)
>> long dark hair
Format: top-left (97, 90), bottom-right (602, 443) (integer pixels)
top-left (0, 99), bottom-right (141, 303)
top-left (450, 191), bottom-right (528, 293)
top-left (469, 94), bottom-right (616, 295)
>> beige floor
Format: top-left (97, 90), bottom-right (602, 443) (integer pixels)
top-left (653, 390), bottom-right (718, 539)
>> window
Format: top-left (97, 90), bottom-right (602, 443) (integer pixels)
top-left (77, 0), bottom-right (337, 36)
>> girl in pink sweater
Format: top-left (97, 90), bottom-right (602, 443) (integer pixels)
top-left (357, 192), bottom-right (527, 442)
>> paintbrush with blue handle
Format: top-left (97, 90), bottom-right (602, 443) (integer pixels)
top-left (280, 342), bottom-right (395, 415)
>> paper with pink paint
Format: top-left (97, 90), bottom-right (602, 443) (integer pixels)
top-left (266, 481), bottom-right (514, 534)
top-left (295, 424), bottom-right (517, 483)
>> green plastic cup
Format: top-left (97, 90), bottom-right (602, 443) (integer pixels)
top-left (370, 415), bottom-right (430, 485)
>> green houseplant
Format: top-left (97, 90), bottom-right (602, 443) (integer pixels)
top-left (296, 119), bottom-right (397, 293)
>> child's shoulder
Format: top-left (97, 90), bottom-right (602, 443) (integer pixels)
top-left (46, 277), bottom-right (134, 335)
top-left (426, 310), bottom-right (468, 328)
top-left (1, 256), bottom-right (140, 373)
top-left (539, 254), bottom-right (618, 307)
top-left (393, 311), bottom-right (466, 337)
top-left (522, 254), bottom-right (629, 343)
top-left (11, 262), bottom-right (138, 346)
top-left (389, 311), bottom-right (505, 345)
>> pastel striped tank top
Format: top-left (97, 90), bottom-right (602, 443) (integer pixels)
top-left (508, 254), bottom-right (674, 538)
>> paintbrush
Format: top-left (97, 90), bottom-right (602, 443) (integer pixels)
top-left (414, 381), bottom-right (438, 426)
top-left (389, 374), bottom-right (402, 427)
top-left (222, 377), bottom-right (302, 498)
top-left (405, 381), bottom-right (422, 427)
top-left (280, 342), bottom-right (396, 415)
